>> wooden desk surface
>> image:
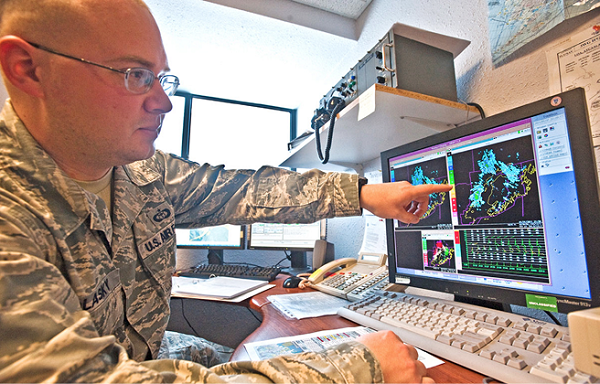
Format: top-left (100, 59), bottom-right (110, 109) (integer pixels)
top-left (231, 275), bottom-right (485, 383)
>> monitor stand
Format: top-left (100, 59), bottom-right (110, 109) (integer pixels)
top-left (454, 295), bottom-right (512, 313)
top-left (281, 251), bottom-right (313, 275)
top-left (207, 249), bottom-right (224, 265)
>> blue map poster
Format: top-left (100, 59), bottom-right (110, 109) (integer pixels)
top-left (488, 0), bottom-right (600, 66)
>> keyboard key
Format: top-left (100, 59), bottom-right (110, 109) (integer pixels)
top-left (556, 340), bottom-right (572, 352)
top-left (530, 366), bottom-right (569, 383)
top-left (436, 334), bottom-right (453, 345)
top-left (380, 316), bottom-right (440, 339)
top-left (499, 334), bottom-right (516, 345)
top-left (569, 372), bottom-right (597, 383)
top-left (451, 340), bottom-right (466, 349)
top-left (497, 317), bottom-right (512, 326)
top-left (526, 324), bottom-right (543, 334)
top-left (555, 364), bottom-right (576, 378)
top-left (513, 338), bottom-right (530, 349)
top-left (513, 320), bottom-right (528, 331)
top-left (462, 342), bottom-right (479, 353)
top-left (541, 326), bottom-right (559, 338)
top-left (507, 358), bottom-right (527, 370)
top-left (528, 341), bottom-right (548, 354)
top-left (493, 353), bottom-right (510, 364)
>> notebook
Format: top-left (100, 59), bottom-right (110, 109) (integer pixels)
top-left (171, 276), bottom-right (268, 299)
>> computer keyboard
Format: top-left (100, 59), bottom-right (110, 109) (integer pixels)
top-left (178, 264), bottom-right (281, 282)
top-left (338, 291), bottom-right (599, 383)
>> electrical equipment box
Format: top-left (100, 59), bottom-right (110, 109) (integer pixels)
top-left (312, 23), bottom-right (470, 130)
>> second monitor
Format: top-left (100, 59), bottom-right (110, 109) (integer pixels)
top-left (247, 220), bottom-right (326, 273)
top-left (176, 224), bottom-right (245, 264)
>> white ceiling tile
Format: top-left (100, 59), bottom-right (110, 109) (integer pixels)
top-left (291, 0), bottom-right (373, 19)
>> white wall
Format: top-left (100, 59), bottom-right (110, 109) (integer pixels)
top-left (147, 0), bottom-right (600, 132)
top-left (141, 0), bottom-right (600, 269)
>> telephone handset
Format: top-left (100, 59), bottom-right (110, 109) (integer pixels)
top-left (307, 252), bottom-right (390, 300)
top-left (307, 257), bottom-right (357, 284)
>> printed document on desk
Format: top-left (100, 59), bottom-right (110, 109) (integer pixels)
top-left (244, 325), bottom-right (444, 369)
top-left (172, 276), bottom-right (268, 300)
top-left (245, 326), bottom-right (375, 360)
top-left (268, 291), bottom-right (350, 319)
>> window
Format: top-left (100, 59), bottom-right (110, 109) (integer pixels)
top-left (156, 93), bottom-right (296, 170)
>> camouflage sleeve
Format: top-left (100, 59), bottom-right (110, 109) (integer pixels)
top-left (140, 341), bottom-right (384, 383)
top-left (0, 212), bottom-right (383, 383)
top-left (150, 151), bottom-right (362, 227)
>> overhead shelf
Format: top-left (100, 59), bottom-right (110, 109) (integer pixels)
top-left (281, 84), bottom-right (481, 172)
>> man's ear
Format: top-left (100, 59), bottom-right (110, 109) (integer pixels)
top-left (0, 36), bottom-right (44, 97)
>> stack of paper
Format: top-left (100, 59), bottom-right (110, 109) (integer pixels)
top-left (171, 276), bottom-right (268, 300)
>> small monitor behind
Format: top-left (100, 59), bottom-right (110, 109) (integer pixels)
top-left (381, 88), bottom-right (600, 315)
top-left (176, 224), bottom-right (245, 264)
top-left (247, 220), bottom-right (326, 274)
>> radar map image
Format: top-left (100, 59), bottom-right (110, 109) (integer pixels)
top-left (427, 239), bottom-right (456, 270)
top-left (453, 135), bottom-right (542, 227)
top-left (394, 156), bottom-right (452, 228)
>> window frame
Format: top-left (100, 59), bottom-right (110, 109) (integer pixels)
top-left (174, 91), bottom-right (298, 161)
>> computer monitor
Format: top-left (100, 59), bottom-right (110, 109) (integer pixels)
top-left (176, 224), bottom-right (245, 263)
top-left (247, 220), bottom-right (326, 273)
top-left (381, 88), bottom-right (600, 314)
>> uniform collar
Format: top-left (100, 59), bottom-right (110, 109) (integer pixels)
top-left (0, 101), bottom-right (159, 241)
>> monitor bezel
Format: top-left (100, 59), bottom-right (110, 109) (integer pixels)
top-left (246, 220), bottom-right (327, 252)
top-left (175, 225), bottom-right (246, 250)
top-left (381, 88), bottom-right (600, 314)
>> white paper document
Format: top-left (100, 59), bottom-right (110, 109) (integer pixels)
top-left (244, 325), bottom-right (444, 369)
top-left (245, 326), bottom-right (375, 360)
top-left (171, 276), bottom-right (268, 300)
top-left (359, 215), bottom-right (388, 255)
top-left (546, 21), bottom-right (600, 176)
top-left (267, 291), bottom-right (350, 319)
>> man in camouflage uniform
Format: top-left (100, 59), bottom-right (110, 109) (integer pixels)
top-left (0, 0), bottom-right (447, 382)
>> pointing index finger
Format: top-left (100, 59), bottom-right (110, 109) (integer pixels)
top-left (411, 183), bottom-right (453, 197)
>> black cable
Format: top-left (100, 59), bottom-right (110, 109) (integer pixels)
top-left (220, 261), bottom-right (263, 268)
top-left (544, 310), bottom-right (563, 325)
top-left (179, 298), bottom-right (248, 354)
top-left (246, 307), bottom-right (262, 323)
top-left (179, 298), bottom-right (202, 337)
top-left (482, 377), bottom-right (501, 383)
top-left (273, 256), bottom-right (290, 268)
top-left (315, 99), bottom-right (345, 164)
top-left (467, 102), bottom-right (486, 119)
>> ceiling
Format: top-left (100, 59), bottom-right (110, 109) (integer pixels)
top-left (290, 0), bottom-right (373, 19)
top-left (203, 0), bottom-right (374, 39)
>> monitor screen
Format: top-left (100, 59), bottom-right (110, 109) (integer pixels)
top-left (176, 224), bottom-right (245, 249)
top-left (247, 220), bottom-right (326, 251)
top-left (381, 88), bottom-right (600, 314)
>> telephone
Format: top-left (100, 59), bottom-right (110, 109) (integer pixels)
top-left (306, 252), bottom-right (394, 301)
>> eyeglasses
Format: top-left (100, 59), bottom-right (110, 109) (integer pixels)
top-left (26, 40), bottom-right (180, 96)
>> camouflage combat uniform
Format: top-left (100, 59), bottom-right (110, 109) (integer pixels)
top-left (0, 100), bottom-right (384, 383)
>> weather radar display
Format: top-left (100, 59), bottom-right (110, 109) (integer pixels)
top-left (393, 156), bottom-right (452, 228)
top-left (452, 136), bottom-right (542, 227)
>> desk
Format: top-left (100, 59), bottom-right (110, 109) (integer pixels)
top-left (231, 275), bottom-right (486, 383)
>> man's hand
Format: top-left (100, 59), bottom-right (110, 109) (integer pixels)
top-left (356, 330), bottom-right (434, 383)
top-left (359, 181), bottom-right (453, 224)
